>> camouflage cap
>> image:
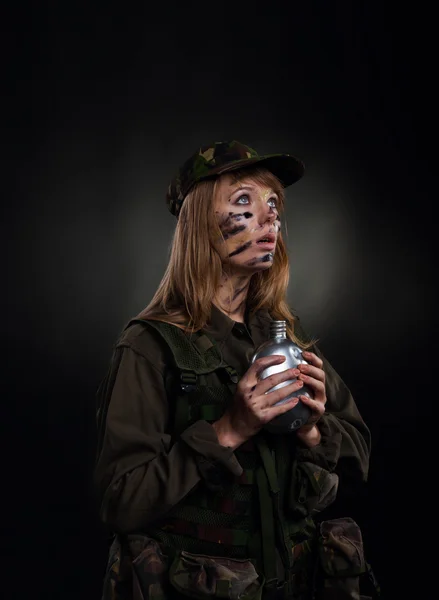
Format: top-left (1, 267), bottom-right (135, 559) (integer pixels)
top-left (166, 140), bottom-right (305, 217)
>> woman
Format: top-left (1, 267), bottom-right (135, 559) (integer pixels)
top-left (94, 140), bottom-right (374, 600)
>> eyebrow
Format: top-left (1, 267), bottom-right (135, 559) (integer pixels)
top-left (229, 184), bottom-right (278, 198)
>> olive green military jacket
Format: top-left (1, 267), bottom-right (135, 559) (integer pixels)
top-left (94, 305), bottom-right (371, 535)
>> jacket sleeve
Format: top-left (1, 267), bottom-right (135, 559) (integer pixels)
top-left (94, 344), bottom-right (242, 535)
top-left (295, 345), bottom-right (371, 486)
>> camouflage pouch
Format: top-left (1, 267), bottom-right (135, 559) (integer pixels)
top-left (101, 535), bottom-right (133, 600)
top-left (317, 517), bottom-right (370, 600)
top-left (289, 461), bottom-right (339, 518)
top-left (168, 551), bottom-right (265, 600)
top-left (128, 535), bottom-right (170, 600)
top-left (101, 534), bottom-right (171, 600)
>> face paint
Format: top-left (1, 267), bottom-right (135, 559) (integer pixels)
top-left (229, 241), bottom-right (252, 257)
top-left (246, 253), bottom-right (274, 266)
top-left (227, 211), bottom-right (253, 220)
top-left (219, 212), bottom-right (253, 240)
top-left (214, 176), bottom-right (281, 274)
top-left (223, 225), bottom-right (246, 240)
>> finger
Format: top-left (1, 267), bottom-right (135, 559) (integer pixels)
top-left (270, 396), bottom-right (301, 419)
top-left (297, 362), bottom-right (325, 383)
top-left (264, 379), bottom-right (305, 406)
top-left (257, 367), bottom-right (301, 395)
top-left (298, 394), bottom-right (326, 418)
top-left (297, 373), bottom-right (326, 401)
top-left (249, 355), bottom-right (286, 381)
top-left (302, 350), bottom-right (323, 370)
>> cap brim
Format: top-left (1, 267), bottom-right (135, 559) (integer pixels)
top-left (202, 153), bottom-right (305, 188)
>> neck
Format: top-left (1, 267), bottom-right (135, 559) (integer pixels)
top-left (213, 272), bottom-right (252, 323)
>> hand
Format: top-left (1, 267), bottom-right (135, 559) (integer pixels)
top-left (296, 350), bottom-right (327, 446)
top-left (212, 355), bottom-right (305, 449)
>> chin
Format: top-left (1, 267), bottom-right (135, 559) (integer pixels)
top-left (231, 255), bottom-right (275, 273)
top-left (250, 252), bottom-right (275, 267)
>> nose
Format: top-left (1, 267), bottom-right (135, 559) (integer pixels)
top-left (257, 203), bottom-right (276, 227)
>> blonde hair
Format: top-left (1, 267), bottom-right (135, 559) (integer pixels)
top-left (137, 166), bottom-right (313, 348)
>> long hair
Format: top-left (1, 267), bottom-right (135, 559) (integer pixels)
top-left (137, 166), bottom-right (313, 348)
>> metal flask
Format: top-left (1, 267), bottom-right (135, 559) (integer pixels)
top-left (250, 320), bottom-right (312, 433)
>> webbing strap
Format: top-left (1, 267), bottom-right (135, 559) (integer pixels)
top-left (256, 437), bottom-right (279, 494)
top-left (174, 398), bottom-right (189, 436)
top-left (221, 364), bottom-right (239, 397)
top-left (193, 334), bottom-right (214, 353)
top-left (256, 466), bottom-right (278, 587)
top-left (255, 436), bottom-right (297, 596)
top-left (223, 365), bottom-right (239, 383)
top-left (255, 437), bottom-right (281, 589)
top-left (180, 369), bottom-right (197, 388)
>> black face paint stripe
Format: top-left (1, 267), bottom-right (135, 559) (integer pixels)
top-left (220, 212), bottom-right (254, 239)
top-left (222, 225), bottom-right (246, 240)
top-left (228, 241), bottom-right (252, 257)
top-left (223, 212), bottom-right (253, 224)
top-left (246, 253), bottom-right (273, 265)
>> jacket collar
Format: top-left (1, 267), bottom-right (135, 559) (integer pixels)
top-left (205, 303), bottom-right (273, 348)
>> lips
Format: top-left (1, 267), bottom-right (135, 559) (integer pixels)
top-left (256, 232), bottom-right (276, 244)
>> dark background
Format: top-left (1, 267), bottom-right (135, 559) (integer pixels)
top-left (5, 1), bottom-right (434, 599)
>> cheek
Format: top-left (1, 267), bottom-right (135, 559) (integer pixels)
top-left (217, 211), bottom-right (255, 239)
top-left (216, 210), bottom-right (256, 258)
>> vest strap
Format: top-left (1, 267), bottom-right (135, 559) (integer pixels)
top-left (131, 319), bottom-right (223, 374)
top-left (223, 365), bottom-right (239, 383)
top-left (221, 364), bottom-right (239, 397)
top-left (180, 369), bottom-right (197, 392)
top-left (255, 437), bottom-right (294, 590)
top-left (256, 465), bottom-right (278, 588)
top-left (193, 334), bottom-right (214, 353)
top-left (174, 371), bottom-right (196, 433)
top-left (255, 437), bottom-right (280, 589)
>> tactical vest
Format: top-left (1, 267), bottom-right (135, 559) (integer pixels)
top-left (99, 318), bottom-right (380, 600)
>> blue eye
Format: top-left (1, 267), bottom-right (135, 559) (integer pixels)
top-left (235, 194), bottom-right (278, 207)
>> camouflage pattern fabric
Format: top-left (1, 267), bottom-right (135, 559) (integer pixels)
top-left (101, 535), bottom-right (171, 600)
top-left (101, 535), bottom-right (133, 600)
top-left (130, 536), bottom-right (170, 600)
top-left (289, 461), bottom-right (340, 519)
top-left (318, 517), bottom-right (375, 600)
top-left (169, 551), bottom-right (264, 600)
top-left (165, 140), bottom-right (305, 217)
